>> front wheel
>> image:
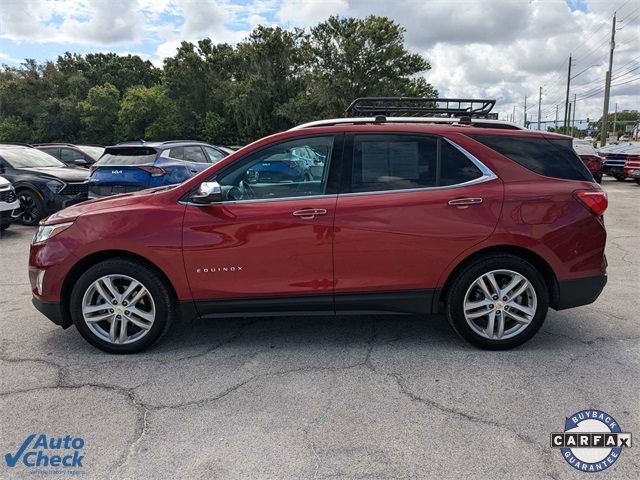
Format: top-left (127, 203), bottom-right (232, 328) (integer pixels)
top-left (445, 255), bottom-right (549, 350)
top-left (614, 174), bottom-right (627, 181)
top-left (70, 259), bottom-right (174, 353)
top-left (18, 190), bottom-right (44, 225)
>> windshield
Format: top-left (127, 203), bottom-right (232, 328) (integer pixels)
top-left (0, 148), bottom-right (65, 168)
top-left (97, 147), bottom-right (157, 165)
top-left (78, 146), bottom-right (105, 159)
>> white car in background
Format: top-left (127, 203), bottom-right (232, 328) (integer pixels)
top-left (0, 176), bottom-right (20, 232)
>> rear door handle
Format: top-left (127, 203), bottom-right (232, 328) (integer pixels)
top-left (448, 197), bottom-right (483, 207)
top-left (292, 208), bottom-right (328, 219)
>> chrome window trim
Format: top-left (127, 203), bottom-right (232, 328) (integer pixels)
top-left (180, 193), bottom-right (337, 207)
top-left (339, 137), bottom-right (498, 197)
top-left (180, 137), bottom-right (498, 206)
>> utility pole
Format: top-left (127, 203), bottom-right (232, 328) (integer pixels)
top-left (564, 55), bottom-right (572, 132)
top-left (572, 93), bottom-right (577, 137)
top-left (524, 96), bottom-right (528, 129)
top-left (537, 86), bottom-right (542, 131)
top-left (555, 104), bottom-right (559, 129)
top-left (601, 13), bottom-right (616, 146)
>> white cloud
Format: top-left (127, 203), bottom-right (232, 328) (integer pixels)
top-left (0, 0), bottom-right (637, 122)
top-left (277, 0), bottom-right (348, 26)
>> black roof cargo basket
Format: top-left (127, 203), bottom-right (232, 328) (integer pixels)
top-left (344, 97), bottom-right (496, 118)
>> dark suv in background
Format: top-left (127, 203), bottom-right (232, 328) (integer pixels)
top-left (35, 144), bottom-right (104, 168)
top-left (88, 140), bottom-right (228, 198)
top-left (0, 144), bottom-right (89, 225)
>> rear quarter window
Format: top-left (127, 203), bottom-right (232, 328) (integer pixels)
top-left (469, 135), bottom-right (592, 181)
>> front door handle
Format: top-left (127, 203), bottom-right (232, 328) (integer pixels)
top-left (448, 197), bottom-right (483, 208)
top-left (292, 208), bottom-right (328, 219)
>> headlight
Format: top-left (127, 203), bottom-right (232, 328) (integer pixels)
top-left (32, 222), bottom-right (74, 244)
top-left (46, 180), bottom-right (65, 194)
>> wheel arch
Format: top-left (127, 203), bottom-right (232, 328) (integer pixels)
top-left (60, 250), bottom-right (180, 326)
top-left (436, 244), bottom-right (560, 312)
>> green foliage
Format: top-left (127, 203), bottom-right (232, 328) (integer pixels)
top-left (0, 116), bottom-right (31, 142)
top-left (79, 83), bottom-right (120, 144)
top-left (117, 85), bottom-right (180, 140)
top-left (0, 16), bottom-right (436, 146)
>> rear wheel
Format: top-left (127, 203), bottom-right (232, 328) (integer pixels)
top-left (445, 255), bottom-right (549, 350)
top-left (70, 259), bottom-right (174, 353)
top-left (18, 190), bottom-right (44, 225)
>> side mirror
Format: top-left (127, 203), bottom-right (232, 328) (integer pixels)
top-left (191, 181), bottom-right (222, 205)
top-left (74, 159), bottom-right (88, 166)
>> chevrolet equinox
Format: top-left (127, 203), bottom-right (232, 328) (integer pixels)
top-left (29, 109), bottom-right (607, 353)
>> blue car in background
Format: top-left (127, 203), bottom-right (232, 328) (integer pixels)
top-left (88, 140), bottom-right (228, 198)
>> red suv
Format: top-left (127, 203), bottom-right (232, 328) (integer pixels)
top-left (29, 102), bottom-right (608, 353)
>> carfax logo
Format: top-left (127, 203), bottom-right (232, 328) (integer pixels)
top-left (4, 434), bottom-right (85, 473)
top-left (551, 410), bottom-right (632, 472)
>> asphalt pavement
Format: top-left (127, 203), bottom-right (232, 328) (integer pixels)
top-left (1, 177), bottom-right (638, 479)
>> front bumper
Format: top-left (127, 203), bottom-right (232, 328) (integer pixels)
top-left (553, 274), bottom-right (607, 310)
top-left (32, 296), bottom-right (72, 328)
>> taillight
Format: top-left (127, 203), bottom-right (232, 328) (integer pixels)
top-left (138, 166), bottom-right (166, 177)
top-left (575, 190), bottom-right (607, 216)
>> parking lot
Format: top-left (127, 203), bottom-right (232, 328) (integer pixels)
top-left (0, 178), bottom-right (638, 479)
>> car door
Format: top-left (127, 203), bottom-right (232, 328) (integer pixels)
top-left (333, 133), bottom-right (503, 314)
top-left (182, 146), bottom-right (211, 175)
top-left (182, 134), bottom-right (342, 316)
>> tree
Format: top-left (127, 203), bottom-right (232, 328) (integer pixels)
top-left (280, 16), bottom-right (436, 121)
top-left (117, 85), bottom-right (180, 140)
top-left (0, 116), bottom-right (31, 142)
top-left (590, 110), bottom-right (639, 138)
top-left (79, 83), bottom-right (120, 144)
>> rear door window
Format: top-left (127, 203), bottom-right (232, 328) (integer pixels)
top-left (183, 146), bottom-right (207, 163)
top-left (348, 134), bottom-right (483, 193)
top-left (469, 135), bottom-right (592, 181)
top-left (60, 148), bottom-right (85, 163)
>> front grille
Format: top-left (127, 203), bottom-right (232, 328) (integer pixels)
top-left (60, 183), bottom-right (89, 196)
top-left (0, 189), bottom-right (17, 203)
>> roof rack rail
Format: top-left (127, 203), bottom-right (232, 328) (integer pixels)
top-left (32, 143), bottom-right (76, 147)
top-left (344, 97), bottom-right (496, 118)
top-left (160, 139), bottom-right (205, 144)
top-left (0, 142), bottom-right (34, 147)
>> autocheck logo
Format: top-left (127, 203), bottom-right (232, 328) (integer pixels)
top-left (551, 410), bottom-right (632, 472)
top-left (4, 434), bottom-right (85, 473)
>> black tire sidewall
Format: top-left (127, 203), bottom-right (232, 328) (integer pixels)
top-left (70, 259), bottom-right (173, 353)
top-left (446, 255), bottom-right (549, 350)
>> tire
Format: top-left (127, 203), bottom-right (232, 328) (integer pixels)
top-left (614, 174), bottom-right (626, 181)
top-left (18, 190), bottom-right (45, 226)
top-left (635, 178), bottom-right (640, 185)
top-left (0, 223), bottom-right (9, 232)
top-left (593, 174), bottom-right (602, 184)
top-left (445, 254), bottom-right (549, 350)
top-left (70, 259), bottom-right (174, 353)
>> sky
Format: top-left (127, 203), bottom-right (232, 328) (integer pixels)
top-left (0, 0), bottom-right (638, 128)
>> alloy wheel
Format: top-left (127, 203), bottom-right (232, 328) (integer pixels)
top-left (81, 274), bottom-right (156, 345)
top-left (463, 269), bottom-right (537, 340)
top-left (19, 193), bottom-right (38, 224)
